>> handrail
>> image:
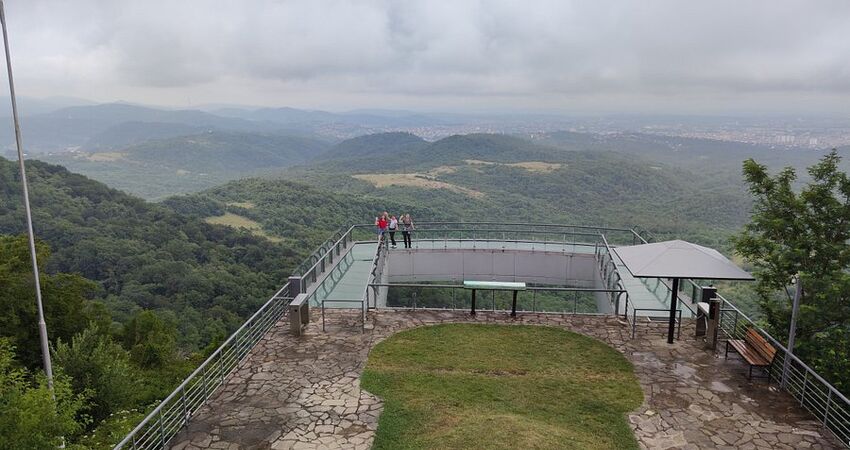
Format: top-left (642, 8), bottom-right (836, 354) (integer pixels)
top-left (631, 307), bottom-right (683, 339)
top-left (114, 282), bottom-right (293, 449)
top-left (370, 282), bottom-right (625, 314)
top-left (597, 233), bottom-right (631, 319)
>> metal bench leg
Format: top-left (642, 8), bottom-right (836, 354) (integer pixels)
top-left (748, 365), bottom-right (753, 380)
top-left (724, 341), bottom-right (729, 358)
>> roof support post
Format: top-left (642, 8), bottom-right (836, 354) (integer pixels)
top-left (668, 277), bottom-right (679, 344)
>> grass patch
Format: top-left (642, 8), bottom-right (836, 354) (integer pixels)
top-left (352, 173), bottom-right (484, 199)
top-left (204, 212), bottom-right (282, 242)
top-left (362, 324), bottom-right (642, 450)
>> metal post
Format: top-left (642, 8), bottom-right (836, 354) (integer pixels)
top-left (511, 290), bottom-right (518, 317)
top-left (667, 278), bottom-right (679, 344)
top-left (201, 366), bottom-right (209, 401)
top-left (471, 289), bottom-right (476, 315)
top-left (824, 389), bottom-right (832, 426)
top-left (0, 0), bottom-right (56, 396)
top-left (181, 386), bottom-right (189, 424)
top-left (782, 275), bottom-right (802, 389)
top-left (158, 409), bottom-right (166, 447)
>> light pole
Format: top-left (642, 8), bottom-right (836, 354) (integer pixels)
top-left (781, 274), bottom-right (802, 389)
top-left (0, 0), bottom-right (56, 394)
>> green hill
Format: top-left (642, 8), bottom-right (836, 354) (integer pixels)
top-left (0, 157), bottom-right (301, 350)
top-left (38, 131), bottom-right (331, 199)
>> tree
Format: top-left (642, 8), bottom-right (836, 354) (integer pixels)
top-left (0, 338), bottom-right (88, 449)
top-left (0, 235), bottom-right (96, 368)
top-left (53, 326), bottom-right (135, 423)
top-left (735, 150), bottom-right (850, 395)
top-left (122, 310), bottom-right (177, 368)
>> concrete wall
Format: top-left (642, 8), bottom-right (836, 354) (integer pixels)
top-left (387, 248), bottom-right (599, 287)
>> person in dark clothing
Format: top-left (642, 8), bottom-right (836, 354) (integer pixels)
top-left (401, 213), bottom-right (414, 248)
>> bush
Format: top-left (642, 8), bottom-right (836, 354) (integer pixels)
top-left (0, 338), bottom-right (89, 449)
top-left (54, 327), bottom-right (135, 422)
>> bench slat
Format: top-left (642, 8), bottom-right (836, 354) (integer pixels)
top-left (744, 328), bottom-right (777, 362)
top-left (728, 339), bottom-right (770, 366)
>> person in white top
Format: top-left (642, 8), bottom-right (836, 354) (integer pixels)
top-left (388, 215), bottom-right (399, 248)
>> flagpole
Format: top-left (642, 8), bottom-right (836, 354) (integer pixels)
top-left (0, 0), bottom-right (56, 394)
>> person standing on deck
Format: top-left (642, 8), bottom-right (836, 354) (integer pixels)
top-left (376, 214), bottom-right (388, 241)
top-left (388, 215), bottom-right (399, 248)
top-left (401, 214), bottom-right (415, 249)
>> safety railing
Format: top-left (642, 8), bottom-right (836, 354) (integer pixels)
top-left (407, 221), bottom-right (642, 248)
top-left (631, 308), bottom-right (683, 339)
top-left (365, 235), bottom-right (389, 309)
top-left (114, 283), bottom-right (293, 449)
top-left (369, 282), bottom-right (625, 315)
top-left (703, 285), bottom-right (850, 448)
top-left (291, 225), bottom-right (357, 294)
top-left (595, 233), bottom-right (631, 319)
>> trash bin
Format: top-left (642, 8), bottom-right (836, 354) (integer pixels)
top-left (289, 294), bottom-right (309, 336)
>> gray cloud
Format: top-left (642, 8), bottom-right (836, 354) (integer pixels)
top-left (2, 0), bottom-right (849, 113)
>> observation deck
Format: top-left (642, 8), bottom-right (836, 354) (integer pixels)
top-left (116, 223), bottom-right (850, 450)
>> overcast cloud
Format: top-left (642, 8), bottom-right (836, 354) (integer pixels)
top-left (2, 0), bottom-right (849, 114)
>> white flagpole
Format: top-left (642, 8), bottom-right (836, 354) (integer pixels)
top-left (0, 0), bottom-right (56, 394)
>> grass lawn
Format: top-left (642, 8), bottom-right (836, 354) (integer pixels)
top-left (361, 324), bottom-right (643, 450)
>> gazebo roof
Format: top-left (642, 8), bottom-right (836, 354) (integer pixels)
top-left (613, 239), bottom-right (754, 280)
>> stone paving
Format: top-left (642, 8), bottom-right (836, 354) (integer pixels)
top-left (169, 310), bottom-right (843, 450)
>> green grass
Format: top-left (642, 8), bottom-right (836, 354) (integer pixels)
top-left (361, 324), bottom-right (643, 450)
top-left (204, 212), bottom-right (282, 242)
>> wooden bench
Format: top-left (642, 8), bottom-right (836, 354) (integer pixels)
top-left (724, 327), bottom-right (777, 381)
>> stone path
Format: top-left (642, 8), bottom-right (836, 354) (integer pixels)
top-left (169, 310), bottom-right (843, 450)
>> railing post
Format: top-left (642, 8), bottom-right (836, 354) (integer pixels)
top-left (824, 390), bottom-right (832, 427)
top-left (158, 408), bottom-right (166, 447)
top-left (234, 333), bottom-right (241, 366)
top-left (573, 290), bottom-right (578, 314)
top-left (800, 370), bottom-right (808, 407)
top-left (201, 365), bottom-right (209, 401)
top-left (219, 350), bottom-right (225, 384)
top-left (614, 292), bottom-right (621, 316)
top-left (181, 386), bottom-right (189, 425)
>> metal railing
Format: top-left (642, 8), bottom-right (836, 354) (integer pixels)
top-left (698, 282), bottom-right (850, 448)
top-left (114, 283), bottom-right (293, 449)
top-left (370, 282), bottom-right (625, 315)
top-left (406, 221), bottom-right (642, 248)
top-left (292, 225), bottom-right (356, 294)
top-left (595, 234), bottom-right (631, 319)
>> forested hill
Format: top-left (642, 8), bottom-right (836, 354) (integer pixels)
top-left (0, 157), bottom-right (300, 351)
top-left (276, 132), bottom-right (753, 248)
top-left (163, 177), bottom-right (445, 246)
top-left (39, 131), bottom-right (332, 199)
top-left (316, 131), bottom-right (427, 161)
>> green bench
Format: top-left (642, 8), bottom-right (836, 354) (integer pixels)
top-left (463, 281), bottom-right (527, 316)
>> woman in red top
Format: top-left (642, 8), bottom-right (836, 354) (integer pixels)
top-left (376, 213), bottom-right (389, 241)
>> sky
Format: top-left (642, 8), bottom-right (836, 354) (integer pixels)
top-left (2, 0), bottom-right (850, 115)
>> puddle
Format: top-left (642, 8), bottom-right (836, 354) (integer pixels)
top-left (672, 363), bottom-right (697, 379)
top-left (710, 381), bottom-right (733, 393)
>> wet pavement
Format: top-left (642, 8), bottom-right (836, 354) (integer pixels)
top-left (169, 310), bottom-right (842, 450)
